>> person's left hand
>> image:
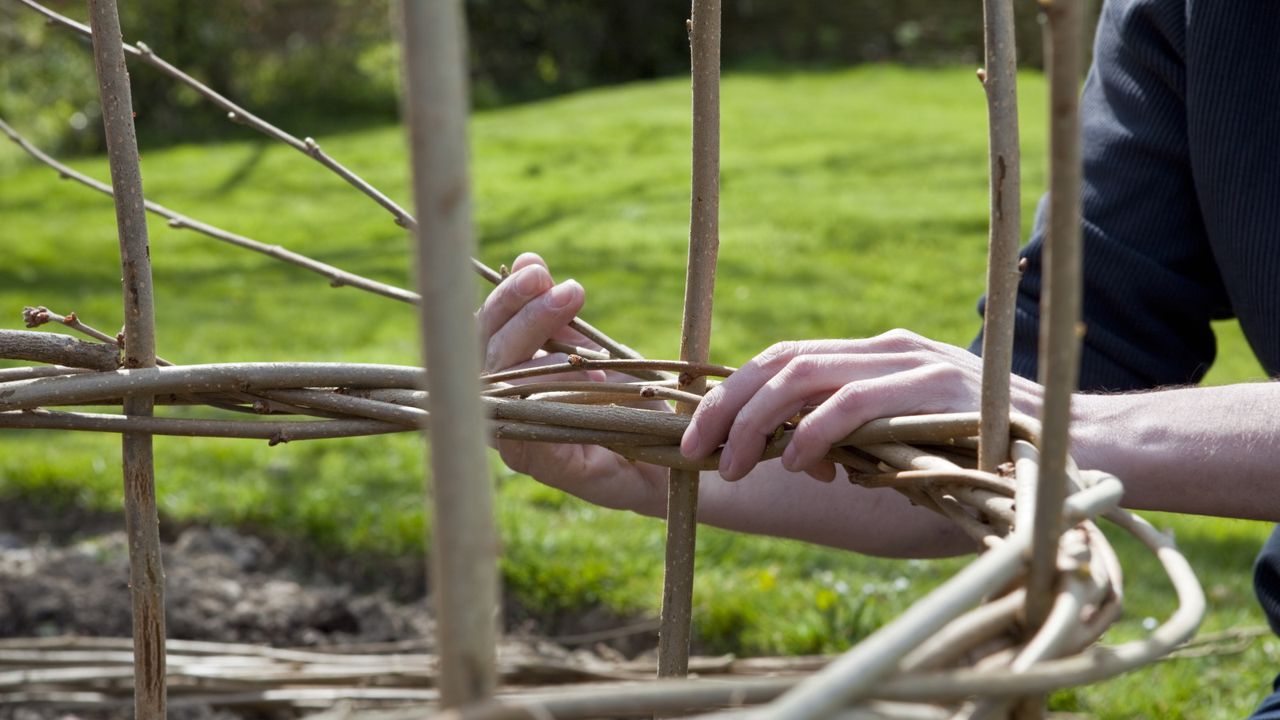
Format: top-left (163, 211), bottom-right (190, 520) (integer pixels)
top-left (679, 329), bottom-right (1044, 482)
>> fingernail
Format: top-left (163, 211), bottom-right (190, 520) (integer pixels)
top-left (546, 279), bottom-right (579, 310)
top-left (680, 421), bottom-right (700, 458)
top-left (515, 267), bottom-right (543, 296)
top-left (717, 446), bottom-right (735, 480)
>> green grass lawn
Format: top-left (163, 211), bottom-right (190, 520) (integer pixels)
top-left (1, 66), bottom-right (1274, 718)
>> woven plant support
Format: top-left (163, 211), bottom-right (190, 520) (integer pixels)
top-left (0, 0), bottom-right (1208, 717)
top-left (0, 346), bottom-right (1206, 717)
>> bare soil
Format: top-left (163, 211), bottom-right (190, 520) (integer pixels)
top-left (0, 498), bottom-right (657, 720)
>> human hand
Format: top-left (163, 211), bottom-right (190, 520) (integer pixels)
top-left (479, 252), bottom-right (668, 514)
top-left (680, 329), bottom-right (1045, 482)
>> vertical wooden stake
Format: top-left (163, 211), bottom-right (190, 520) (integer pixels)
top-left (86, 1), bottom-right (165, 717)
top-left (401, 0), bottom-right (499, 707)
top-left (1026, 0), bottom-right (1084, 633)
top-left (977, 0), bottom-right (1021, 474)
top-left (658, 0), bottom-right (721, 680)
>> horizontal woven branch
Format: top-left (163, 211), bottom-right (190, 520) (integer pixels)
top-left (0, 335), bottom-right (1203, 717)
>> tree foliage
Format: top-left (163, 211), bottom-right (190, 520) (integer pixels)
top-left (1, 0), bottom-right (1050, 153)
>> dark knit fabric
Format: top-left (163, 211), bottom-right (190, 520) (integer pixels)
top-left (971, 0), bottom-right (1280, 713)
top-left (974, 0), bottom-right (1280, 389)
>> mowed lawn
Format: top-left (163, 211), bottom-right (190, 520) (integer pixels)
top-left (1, 66), bottom-right (1274, 718)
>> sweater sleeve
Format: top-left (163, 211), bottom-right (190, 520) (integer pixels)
top-left (972, 0), bottom-right (1231, 392)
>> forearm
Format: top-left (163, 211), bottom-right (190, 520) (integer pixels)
top-left (634, 460), bottom-right (978, 558)
top-left (1072, 382), bottom-right (1280, 522)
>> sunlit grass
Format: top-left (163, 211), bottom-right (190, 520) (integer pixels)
top-left (0, 66), bottom-right (1272, 718)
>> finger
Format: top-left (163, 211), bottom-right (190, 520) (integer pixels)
top-left (716, 352), bottom-right (924, 481)
top-left (484, 279), bottom-right (585, 372)
top-left (681, 339), bottom-right (863, 459)
top-left (511, 252), bottom-right (548, 273)
top-left (479, 264), bottom-right (555, 341)
top-left (507, 254), bottom-right (601, 351)
top-left (783, 363), bottom-right (968, 472)
top-left (804, 460), bottom-right (837, 483)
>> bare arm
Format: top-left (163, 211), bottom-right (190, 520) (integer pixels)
top-left (480, 259), bottom-right (1280, 561)
top-left (1072, 383), bottom-right (1280, 522)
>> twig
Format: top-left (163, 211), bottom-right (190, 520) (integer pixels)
top-left (0, 329), bottom-right (119, 370)
top-left (402, 0), bottom-right (498, 707)
top-left (0, 365), bottom-right (91, 382)
top-left (85, 0), bottom-right (166, 717)
top-left (483, 381), bottom-right (703, 406)
top-left (11, 0), bottom-right (650, 367)
top-left (1026, 0), bottom-right (1085, 633)
top-left (23, 305), bottom-right (123, 347)
top-left (0, 119), bottom-right (419, 304)
top-left (976, 0), bottom-right (1021, 474)
top-left (480, 358), bottom-right (734, 386)
top-left (659, 0), bottom-right (723, 681)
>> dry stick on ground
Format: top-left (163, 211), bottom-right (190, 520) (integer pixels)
top-left (84, 0), bottom-right (165, 717)
top-left (976, 0), bottom-right (1021, 475)
top-left (658, 0), bottom-right (723, 681)
top-left (1025, 0), bottom-right (1085, 636)
top-left (13, 0), bottom-right (649, 370)
top-left (402, 0), bottom-right (498, 707)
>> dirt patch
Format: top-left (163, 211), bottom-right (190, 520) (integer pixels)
top-left (0, 498), bottom-right (659, 719)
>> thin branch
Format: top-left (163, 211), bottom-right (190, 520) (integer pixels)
top-left (0, 119), bottom-right (419, 305)
top-left (0, 362), bottom-right (426, 411)
top-left (402, 0), bottom-right (498, 707)
top-left (0, 329), bottom-right (119, 370)
top-left (12, 0), bottom-right (650, 366)
top-left (976, 0), bottom-right (1021, 474)
top-left (1026, 0), bottom-right (1085, 633)
top-left (660, 0), bottom-right (723, 680)
top-left (480, 358), bottom-right (734, 386)
top-left (0, 365), bottom-right (91, 382)
top-left (0, 409), bottom-right (403, 442)
top-left (85, 0), bottom-right (165, 717)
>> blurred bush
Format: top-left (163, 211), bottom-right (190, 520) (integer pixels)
top-left (0, 0), bottom-right (1051, 154)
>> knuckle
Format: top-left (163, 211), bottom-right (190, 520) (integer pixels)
top-left (756, 341), bottom-right (798, 370)
top-left (830, 383), bottom-right (863, 413)
top-left (876, 328), bottom-right (923, 352)
top-left (780, 355), bottom-right (821, 382)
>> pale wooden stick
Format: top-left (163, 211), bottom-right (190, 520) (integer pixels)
top-left (976, 0), bottom-right (1022, 474)
top-left (84, 0), bottom-right (165, 717)
top-left (659, 0), bottom-right (723, 681)
top-left (1026, 0), bottom-right (1085, 633)
top-left (401, 0), bottom-right (498, 707)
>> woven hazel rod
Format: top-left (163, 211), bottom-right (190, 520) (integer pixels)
top-left (402, 0), bottom-right (500, 707)
top-left (660, 0), bottom-right (724, 678)
top-left (13, 0), bottom-right (649, 369)
top-left (976, 0), bottom-right (1022, 474)
top-left (0, 329), bottom-right (119, 371)
top-left (83, 1), bottom-right (166, 717)
top-left (431, 479), bottom-right (1163, 720)
top-left (1026, 0), bottom-right (1086, 634)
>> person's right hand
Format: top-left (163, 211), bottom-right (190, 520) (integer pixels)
top-left (479, 252), bottom-right (668, 515)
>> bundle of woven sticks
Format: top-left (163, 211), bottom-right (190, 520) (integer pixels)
top-left (0, 325), bottom-right (1203, 719)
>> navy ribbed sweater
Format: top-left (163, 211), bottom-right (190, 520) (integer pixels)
top-left (973, 0), bottom-right (1280, 688)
